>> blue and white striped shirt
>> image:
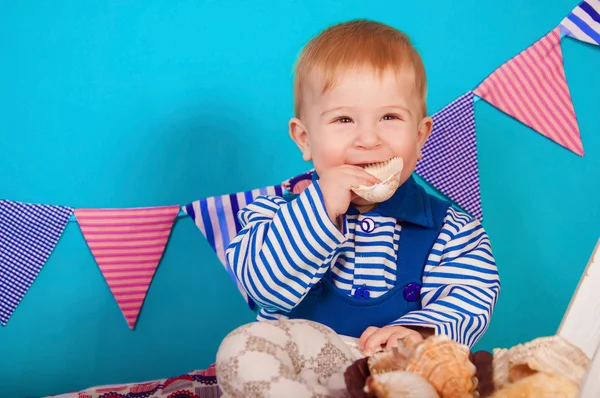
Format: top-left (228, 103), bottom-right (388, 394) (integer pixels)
top-left (225, 180), bottom-right (500, 348)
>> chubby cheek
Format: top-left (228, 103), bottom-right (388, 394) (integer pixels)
top-left (401, 155), bottom-right (418, 182)
top-left (390, 139), bottom-right (419, 182)
top-left (309, 131), bottom-right (349, 171)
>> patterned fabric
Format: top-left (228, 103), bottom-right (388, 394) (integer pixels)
top-left (48, 365), bottom-right (221, 398)
top-left (226, 181), bottom-right (499, 348)
top-left (216, 319), bottom-right (361, 398)
top-left (560, 0), bottom-right (600, 46)
top-left (474, 27), bottom-right (584, 156)
top-left (182, 185), bottom-right (285, 310)
top-left (415, 92), bottom-right (481, 221)
top-left (281, 170), bottom-right (315, 194)
top-left (74, 206), bottom-right (180, 329)
top-left (0, 200), bottom-right (72, 326)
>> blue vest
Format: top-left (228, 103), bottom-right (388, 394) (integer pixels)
top-left (282, 174), bottom-right (451, 338)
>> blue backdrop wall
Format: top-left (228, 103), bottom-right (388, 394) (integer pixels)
top-left (1, 1), bottom-right (599, 396)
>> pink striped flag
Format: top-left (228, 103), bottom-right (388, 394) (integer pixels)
top-left (474, 27), bottom-right (584, 156)
top-left (74, 205), bottom-right (180, 329)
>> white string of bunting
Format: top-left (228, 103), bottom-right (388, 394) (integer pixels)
top-left (1, 1), bottom-right (598, 328)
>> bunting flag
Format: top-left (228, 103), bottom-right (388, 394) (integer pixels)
top-left (183, 184), bottom-right (285, 309)
top-left (0, 3), bottom-right (598, 330)
top-left (415, 92), bottom-right (482, 221)
top-left (0, 200), bottom-right (72, 326)
top-left (74, 206), bottom-right (180, 329)
top-left (282, 169), bottom-right (315, 194)
top-left (474, 27), bottom-right (584, 156)
top-left (560, 0), bottom-right (600, 46)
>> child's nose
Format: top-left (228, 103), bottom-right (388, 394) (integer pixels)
top-left (355, 128), bottom-right (381, 149)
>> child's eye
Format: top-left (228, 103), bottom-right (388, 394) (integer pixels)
top-left (382, 114), bottom-right (402, 121)
top-left (333, 116), bottom-right (353, 124)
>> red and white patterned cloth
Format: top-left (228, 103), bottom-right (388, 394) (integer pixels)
top-left (48, 365), bottom-right (221, 398)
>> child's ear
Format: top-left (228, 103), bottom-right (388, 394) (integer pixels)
top-left (289, 117), bottom-right (312, 162)
top-left (416, 116), bottom-right (433, 159)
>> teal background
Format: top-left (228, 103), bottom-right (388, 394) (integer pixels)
top-left (1, 0), bottom-right (599, 396)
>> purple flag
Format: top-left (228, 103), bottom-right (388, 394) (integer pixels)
top-left (415, 92), bottom-right (482, 221)
top-left (0, 200), bottom-right (73, 325)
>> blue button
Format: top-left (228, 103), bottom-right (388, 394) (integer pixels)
top-left (354, 285), bottom-right (370, 299)
top-left (403, 282), bottom-right (421, 302)
top-left (360, 217), bottom-right (376, 233)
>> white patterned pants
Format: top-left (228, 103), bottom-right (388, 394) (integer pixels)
top-left (215, 319), bottom-right (365, 398)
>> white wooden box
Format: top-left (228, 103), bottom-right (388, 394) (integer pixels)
top-left (557, 238), bottom-right (600, 398)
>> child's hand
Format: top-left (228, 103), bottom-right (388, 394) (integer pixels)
top-left (318, 165), bottom-right (380, 226)
top-left (359, 325), bottom-right (424, 355)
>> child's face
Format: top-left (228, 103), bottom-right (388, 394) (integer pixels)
top-left (290, 66), bottom-right (432, 190)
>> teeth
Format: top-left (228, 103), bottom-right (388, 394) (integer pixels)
top-left (352, 157), bottom-right (404, 203)
top-left (362, 157), bottom-right (403, 181)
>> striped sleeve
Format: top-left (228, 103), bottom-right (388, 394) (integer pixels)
top-left (388, 208), bottom-right (500, 348)
top-left (225, 181), bottom-right (347, 313)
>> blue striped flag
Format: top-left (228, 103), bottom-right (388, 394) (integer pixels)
top-left (560, 0), bottom-right (600, 45)
top-left (183, 184), bottom-right (285, 309)
top-left (0, 200), bottom-right (73, 325)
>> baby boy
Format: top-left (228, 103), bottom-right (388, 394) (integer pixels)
top-left (225, 19), bottom-right (500, 355)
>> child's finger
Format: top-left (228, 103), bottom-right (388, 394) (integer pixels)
top-left (362, 327), bottom-right (396, 355)
top-left (352, 168), bottom-right (381, 186)
top-left (342, 166), bottom-right (381, 186)
top-left (358, 326), bottom-right (379, 350)
top-left (347, 174), bottom-right (380, 189)
top-left (384, 330), bottom-right (423, 349)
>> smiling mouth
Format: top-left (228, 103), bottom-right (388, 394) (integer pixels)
top-left (359, 157), bottom-right (404, 180)
top-left (351, 157), bottom-right (404, 203)
top-left (352, 157), bottom-right (401, 168)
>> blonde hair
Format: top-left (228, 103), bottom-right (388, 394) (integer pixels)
top-left (293, 19), bottom-right (427, 118)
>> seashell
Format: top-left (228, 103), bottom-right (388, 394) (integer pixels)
top-left (470, 351), bottom-right (495, 398)
top-left (344, 357), bottom-right (371, 398)
top-left (364, 370), bottom-right (441, 398)
top-left (490, 372), bottom-right (579, 398)
top-left (352, 157), bottom-right (404, 203)
top-left (405, 335), bottom-right (478, 398)
top-left (367, 343), bottom-right (413, 375)
top-left (491, 335), bottom-right (591, 390)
